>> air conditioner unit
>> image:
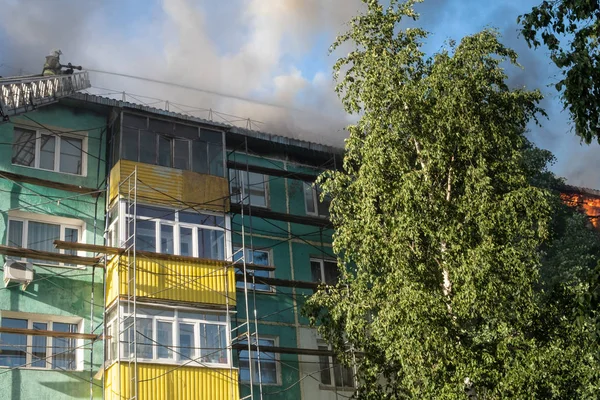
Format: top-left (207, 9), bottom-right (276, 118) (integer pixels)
top-left (4, 259), bottom-right (34, 290)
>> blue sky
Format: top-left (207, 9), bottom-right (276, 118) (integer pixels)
top-left (0, 0), bottom-right (598, 188)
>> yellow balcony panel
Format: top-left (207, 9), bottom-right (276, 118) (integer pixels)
top-left (105, 363), bottom-right (239, 400)
top-left (109, 160), bottom-right (229, 212)
top-left (106, 254), bottom-right (236, 308)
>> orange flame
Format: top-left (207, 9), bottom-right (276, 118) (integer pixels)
top-left (560, 192), bottom-right (600, 229)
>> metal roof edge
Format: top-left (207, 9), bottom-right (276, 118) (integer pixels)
top-left (67, 93), bottom-right (344, 156)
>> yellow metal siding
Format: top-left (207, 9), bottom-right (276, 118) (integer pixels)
top-left (105, 363), bottom-right (239, 400)
top-left (108, 160), bottom-right (229, 212)
top-left (105, 256), bottom-right (236, 307)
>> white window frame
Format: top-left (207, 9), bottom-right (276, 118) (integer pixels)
top-left (233, 246), bottom-right (274, 293)
top-left (239, 336), bottom-right (280, 385)
top-left (303, 182), bottom-right (329, 217)
top-left (0, 310), bottom-right (83, 371)
top-left (317, 341), bottom-right (355, 390)
top-left (229, 169), bottom-right (269, 208)
top-left (111, 201), bottom-right (228, 260)
top-left (310, 258), bottom-right (339, 285)
top-left (6, 211), bottom-right (85, 262)
top-left (105, 304), bottom-right (231, 368)
top-left (11, 126), bottom-right (88, 176)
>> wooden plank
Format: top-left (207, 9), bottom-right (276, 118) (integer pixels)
top-left (231, 343), bottom-right (333, 356)
top-left (235, 272), bottom-right (319, 289)
top-left (53, 240), bottom-right (275, 271)
top-left (0, 326), bottom-right (100, 341)
top-left (0, 245), bottom-right (100, 266)
top-left (227, 160), bottom-right (320, 183)
top-left (0, 170), bottom-right (101, 196)
top-left (230, 203), bottom-right (332, 228)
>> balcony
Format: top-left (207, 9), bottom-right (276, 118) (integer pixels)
top-left (105, 254), bottom-right (236, 307)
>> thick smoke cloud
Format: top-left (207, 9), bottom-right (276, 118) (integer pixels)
top-left (1, 0), bottom-right (598, 187)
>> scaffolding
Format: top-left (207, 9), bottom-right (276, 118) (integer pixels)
top-left (229, 141), bottom-right (265, 399)
top-left (114, 168), bottom-right (138, 400)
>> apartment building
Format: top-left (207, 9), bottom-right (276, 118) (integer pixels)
top-left (0, 92), bottom-right (351, 399)
top-left (0, 103), bottom-right (106, 399)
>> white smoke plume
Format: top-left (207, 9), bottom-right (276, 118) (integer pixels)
top-left (0, 0), bottom-right (363, 146)
top-left (1, 0), bottom-right (599, 187)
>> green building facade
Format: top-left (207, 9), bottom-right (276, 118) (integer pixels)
top-left (0, 94), bottom-right (352, 399)
top-left (0, 103), bottom-right (107, 399)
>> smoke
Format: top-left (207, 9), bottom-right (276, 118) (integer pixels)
top-left (0, 0), bottom-right (362, 146)
top-left (1, 0), bottom-right (598, 187)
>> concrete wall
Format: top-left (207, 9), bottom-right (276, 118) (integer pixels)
top-left (0, 104), bottom-right (107, 399)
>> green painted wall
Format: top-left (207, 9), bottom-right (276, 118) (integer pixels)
top-left (229, 150), bottom-right (336, 399)
top-left (0, 104), bottom-right (107, 399)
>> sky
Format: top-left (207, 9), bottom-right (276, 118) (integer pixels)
top-left (0, 0), bottom-right (598, 188)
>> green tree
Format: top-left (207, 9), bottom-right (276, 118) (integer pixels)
top-left (304, 1), bottom-right (600, 398)
top-left (518, 0), bottom-right (600, 144)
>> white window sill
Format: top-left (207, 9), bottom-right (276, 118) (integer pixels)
top-left (0, 366), bottom-right (82, 372)
top-left (319, 384), bottom-right (355, 392)
top-left (107, 358), bottom-right (231, 369)
top-left (240, 381), bottom-right (280, 386)
top-left (12, 163), bottom-right (86, 178)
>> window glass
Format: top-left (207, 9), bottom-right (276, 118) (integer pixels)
top-left (136, 318), bottom-right (153, 359)
top-left (323, 261), bottom-right (339, 285)
top-left (139, 131), bottom-right (157, 165)
top-left (310, 260), bottom-right (322, 283)
top-left (122, 113), bottom-right (147, 129)
top-left (8, 220), bottom-right (23, 247)
top-left (32, 322), bottom-right (48, 368)
top-left (149, 118), bottom-right (173, 135)
top-left (180, 227), bottom-right (193, 257)
top-left (121, 127), bottom-right (139, 161)
top-left (199, 323), bottom-right (227, 364)
top-left (208, 142), bottom-right (223, 176)
top-left (248, 172), bottom-right (267, 207)
top-left (175, 124), bottom-right (198, 140)
top-left (0, 318), bottom-right (27, 367)
top-left (174, 139), bottom-right (189, 170)
top-left (239, 338), bottom-right (277, 383)
top-left (60, 137), bottom-right (83, 174)
top-left (160, 224), bottom-right (175, 255)
top-left (52, 322), bottom-right (77, 370)
top-left (158, 135), bottom-right (172, 167)
top-left (304, 183), bottom-right (316, 214)
top-left (333, 357), bottom-right (354, 387)
top-left (28, 221), bottom-right (60, 253)
top-left (39, 134), bottom-right (55, 170)
top-left (230, 170), bottom-right (267, 207)
top-left (136, 220), bottom-right (157, 252)
top-left (192, 140), bottom-right (208, 174)
top-left (179, 323), bottom-right (195, 360)
top-left (234, 248), bottom-right (272, 292)
top-left (136, 307), bottom-right (175, 318)
top-left (137, 205), bottom-right (174, 220)
top-left (157, 321), bottom-right (173, 359)
top-left (179, 212), bottom-right (223, 227)
top-left (317, 186), bottom-right (331, 217)
top-left (64, 227), bottom-right (79, 260)
top-left (318, 346), bottom-right (332, 385)
top-left (12, 128), bottom-right (36, 167)
top-left (198, 228), bottom-right (224, 260)
top-left (178, 311), bottom-right (225, 322)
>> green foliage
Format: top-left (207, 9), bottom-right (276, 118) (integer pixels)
top-left (518, 0), bottom-right (600, 144)
top-left (304, 1), bottom-right (600, 398)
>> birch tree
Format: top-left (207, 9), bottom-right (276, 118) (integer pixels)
top-left (305, 1), bottom-right (599, 398)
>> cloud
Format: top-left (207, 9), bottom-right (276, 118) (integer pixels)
top-left (0, 0), bottom-right (362, 146)
top-left (1, 0), bottom-right (598, 186)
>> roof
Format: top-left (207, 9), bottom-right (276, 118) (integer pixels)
top-left (64, 93), bottom-right (344, 165)
top-left (560, 184), bottom-right (600, 198)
